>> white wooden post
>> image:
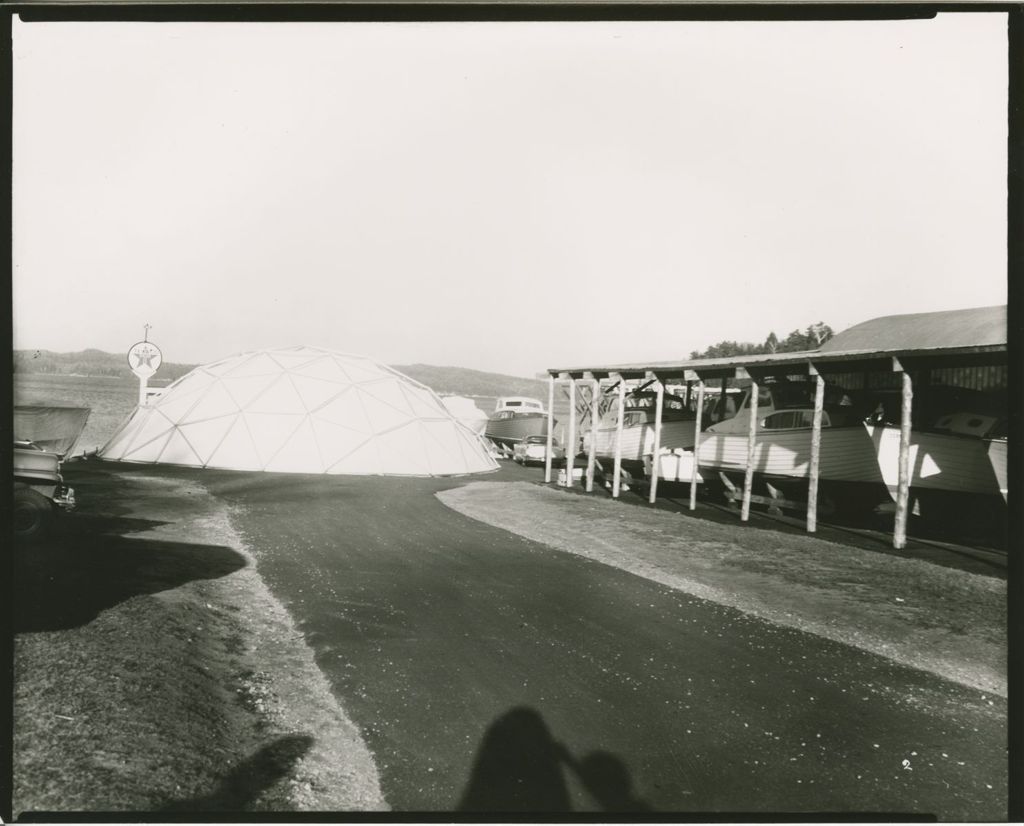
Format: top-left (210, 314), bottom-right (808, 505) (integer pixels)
top-left (894, 367), bottom-right (914, 550)
top-left (586, 378), bottom-right (600, 492)
top-left (648, 377), bottom-right (664, 504)
top-left (612, 377), bottom-right (626, 498)
top-left (806, 369), bottom-right (825, 533)
top-left (566, 378), bottom-right (577, 488)
top-left (741, 378), bottom-right (759, 522)
top-left (689, 380), bottom-right (705, 511)
top-left (544, 375), bottom-right (555, 483)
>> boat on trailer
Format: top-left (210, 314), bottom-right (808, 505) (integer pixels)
top-left (484, 396), bottom-right (552, 451)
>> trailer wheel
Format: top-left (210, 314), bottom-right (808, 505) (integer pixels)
top-left (14, 488), bottom-right (54, 540)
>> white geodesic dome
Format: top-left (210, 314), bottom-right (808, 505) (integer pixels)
top-left (99, 346), bottom-right (500, 476)
top-left (440, 395), bottom-right (490, 434)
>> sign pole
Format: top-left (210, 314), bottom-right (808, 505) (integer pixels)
top-left (128, 325), bottom-right (162, 408)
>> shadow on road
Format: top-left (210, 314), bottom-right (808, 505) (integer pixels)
top-left (562, 749), bottom-right (653, 813)
top-left (161, 734), bottom-right (314, 812)
top-left (13, 515), bottom-right (247, 633)
top-left (61, 511), bottom-right (172, 536)
top-left (458, 706), bottom-right (651, 813)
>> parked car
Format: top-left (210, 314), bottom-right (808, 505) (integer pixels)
top-left (13, 440), bottom-right (77, 540)
top-left (513, 435), bottom-right (565, 466)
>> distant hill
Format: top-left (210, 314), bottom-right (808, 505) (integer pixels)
top-left (13, 349), bottom-right (199, 382)
top-left (393, 363), bottom-right (546, 399)
top-left (13, 350), bottom-right (548, 400)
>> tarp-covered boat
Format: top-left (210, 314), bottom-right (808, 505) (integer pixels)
top-left (14, 405), bottom-right (92, 458)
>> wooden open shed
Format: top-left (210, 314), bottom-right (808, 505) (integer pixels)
top-left (544, 305), bottom-right (1008, 549)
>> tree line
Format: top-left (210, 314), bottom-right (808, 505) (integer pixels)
top-left (689, 322), bottom-right (834, 360)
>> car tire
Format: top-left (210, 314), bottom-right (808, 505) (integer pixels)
top-left (14, 487), bottom-right (54, 541)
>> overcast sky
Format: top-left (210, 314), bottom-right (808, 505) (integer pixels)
top-left (12, 13), bottom-right (1008, 377)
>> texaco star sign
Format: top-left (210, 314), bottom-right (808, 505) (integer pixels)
top-left (127, 340), bottom-right (162, 379)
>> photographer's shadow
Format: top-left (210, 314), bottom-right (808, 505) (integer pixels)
top-left (457, 706), bottom-right (651, 813)
top-left (562, 749), bottom-right (652, 813)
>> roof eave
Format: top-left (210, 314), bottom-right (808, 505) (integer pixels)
top-left (547, 343), bottom-right (1007, 381)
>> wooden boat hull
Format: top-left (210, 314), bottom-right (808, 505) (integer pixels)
top-left (866, 424), bottom-right (1006, 500)
top-left (988, 439), bottom-right (1008, 503)
top-left (484, 413), bottom-right (549, 448)
top-left (690, 424), bottom-right (1007, 519)
top-left (588, 420), bottom-right (697, 464)
top-left (694, 425), bottom-right (885, 484)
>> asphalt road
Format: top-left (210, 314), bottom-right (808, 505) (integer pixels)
top-left (201, 463), bottom-right (1007, 818)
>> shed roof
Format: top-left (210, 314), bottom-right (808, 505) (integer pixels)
top-left (547, 305), bottom-right (1007, 380)
top-left (820, 305), bottom-right (1006, 353)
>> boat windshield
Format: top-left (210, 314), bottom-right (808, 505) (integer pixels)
top-left (767, 381), bottom-right (857, 411)
top-left (500, 398), bottom-right (544, 412)
top-left (770, 383), bottom-right (814, 409)
top-left (761, 410), bottom-right (834, 430)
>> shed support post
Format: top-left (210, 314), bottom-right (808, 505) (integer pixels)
top-left (648, 378), bottom-right (664, 504)
top-left (806, 370), bottom-right (825, 533)
top-left (586, 379), bottom-right (600, 492)
top-left (741, 378), bottom-right (759, 522)
top-left (894, 369), bottom-right (914, 550)
top-left (544, 375), bottom-right (555, 483)
top-left (612, 378), bottom-right (626, 498)
top-left (689, 380), bottom-right (705, 511)
top-left (566, 378), bottom-right (577, 488)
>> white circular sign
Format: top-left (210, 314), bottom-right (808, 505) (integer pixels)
top-left (128, 341), bottom-right (162, 378)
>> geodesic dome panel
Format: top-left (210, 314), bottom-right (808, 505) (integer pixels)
top-left (441, 395), bottom-right (490, 434)
top-left (99, 346), bottom-right (500, 476)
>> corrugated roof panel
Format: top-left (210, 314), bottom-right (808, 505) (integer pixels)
top-left (820, 305), bottom-right (1006, 353)
top-left (548, 305), bottom-right (1007, 378)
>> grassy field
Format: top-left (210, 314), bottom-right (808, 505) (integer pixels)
top-left (13, 463), bottom-right (386, 815)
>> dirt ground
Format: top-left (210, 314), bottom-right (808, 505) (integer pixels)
top-left (11, 463), bottom-right (1008, 818)
top-left (199, 465), bottom-right (1007, 819)
top-left (12, 465), bottom-right (386, 816)
top-left (438, 481), bottom-right (1007, 697)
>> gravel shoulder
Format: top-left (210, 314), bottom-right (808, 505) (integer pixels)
top-left (437, 481), bottom-right (1007, 697)
top-left (13, 465), bottom-right (386, 816)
